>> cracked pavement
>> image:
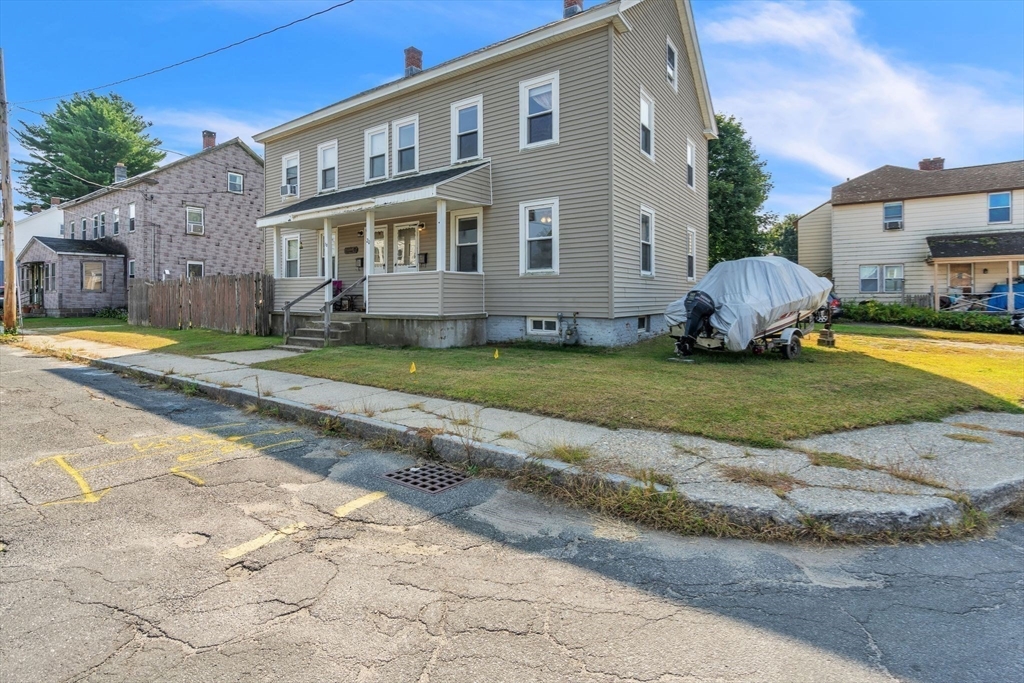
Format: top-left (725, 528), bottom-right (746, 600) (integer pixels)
top-left (2, 345), bottom-right (1022, 682)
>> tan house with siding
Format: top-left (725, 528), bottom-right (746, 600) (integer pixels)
top-left (797, 158), bottom-right (1024, 312)
top-left (254, 0), bottom-right (716, 347)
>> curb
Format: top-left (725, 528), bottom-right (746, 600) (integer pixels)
top-left (81, 355), bottom-right (1015, 538)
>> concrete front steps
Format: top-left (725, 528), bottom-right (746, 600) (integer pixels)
top-left (281, 313), bottom-right (367, 350)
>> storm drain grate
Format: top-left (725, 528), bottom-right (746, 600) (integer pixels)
top-left (382, 464), bottom-right (468, 494)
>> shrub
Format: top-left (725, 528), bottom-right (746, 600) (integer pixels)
top-left (843, 301), bottom-right (1014, 334)
top-left (95, 307), bottom-right (128, 321)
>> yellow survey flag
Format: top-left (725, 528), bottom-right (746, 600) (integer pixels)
top-left (410, 362), bottom-right (417, 374)
top-left (494, 348), bottom-right (500, 359)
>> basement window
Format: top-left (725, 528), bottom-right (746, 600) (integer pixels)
top-left (527, 317), bottom-right (558, 336)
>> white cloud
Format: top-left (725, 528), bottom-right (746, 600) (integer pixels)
top-left (704, 1), bottom-right (1024, 181)
top-left (143, 108), bottom-right (295, 158)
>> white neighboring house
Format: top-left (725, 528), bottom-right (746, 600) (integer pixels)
top-left (5, 201), bottom-right (66, 261)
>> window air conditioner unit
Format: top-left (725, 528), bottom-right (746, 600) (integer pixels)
top-left (883, 220), bottom-right (903, 231)
top-left (281, 184), bottom-right (298, 197)
top-left (186, 222), bottom-right (205, 235)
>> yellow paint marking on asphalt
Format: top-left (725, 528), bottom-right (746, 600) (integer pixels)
top-left (226, 428), bottom-right (293, 442)
top-left (221, 523), bottom-right (308, 560)
top-left (256, 439), bottom-right (304, 451)
top-left (334, 491), bottom-right (387, 518)
top-left (200, 422), bottom-right (247, 430)
top-left (34, 455), bottom-right (111, 505)
top-left (170, 469), bottom-right (206, 485)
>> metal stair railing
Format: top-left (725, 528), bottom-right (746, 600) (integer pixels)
top-left (319, 276), bottom-right (366, 344)
top-left (282, 279), bottom-right (331, 344)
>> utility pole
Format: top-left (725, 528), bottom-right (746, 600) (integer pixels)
top-left (0, 48), bottom-right (17, 332)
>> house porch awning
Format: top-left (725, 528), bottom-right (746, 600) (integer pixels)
top-left (925, 231), bottom-right (1024, 263)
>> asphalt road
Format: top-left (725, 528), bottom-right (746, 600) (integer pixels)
top-left (1, 344), bottom-right (1021, 683)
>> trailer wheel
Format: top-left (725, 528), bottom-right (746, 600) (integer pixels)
top-left (676, 338), bottom-right (694, 356)
top-left (814, 308), bottom-right (829, 323)
top-left (781, 335), bottom-right (802, 360)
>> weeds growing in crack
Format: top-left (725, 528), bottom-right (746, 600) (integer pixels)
top-left (945, 433), bottom-right (993, 444)
top-left (318, 416), bottom-right (347, 437)
top-left (542, 443), bottom-right (594, 465)
top-left (627, 468), bottom-right (674, 488)
top-left (718, 464), bottom-right (805, 494)
top-left (801, 448), bottom-right (866, 470)
top-left (182, 383), bottom-right (200, 397)
top-left (498, 430), bottom-right (519, 441)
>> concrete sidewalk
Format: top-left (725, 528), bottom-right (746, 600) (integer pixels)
top-left (14, 331), bottom-right (1024, 535)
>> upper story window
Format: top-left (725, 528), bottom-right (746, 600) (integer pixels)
top-left (519, 72), bottom-right (559, 150)
top-left (686, 139), bottom-right (696, 189)
top-left (113, 207), bottom-right (120, 235)
top-left (128, 203), bottom-right (136, 232)
top-left (317, 141), bottom-right (337, 192)
top-left (451, 95), bottom-right (483, 162)
top-left (640, 91), bottom-right (654, 158)
top-left (666, 37), bottom-right (678, 90)
top-left (92, 214), bottom-right (98, 239)
top-left (59, 221), bottom-right (65, 237)
top-left (81, 218), bottom-right (86, 239)
top-left (519, 197), bottom-right (559, 275)
top-left (687, 227), bottom-right (697, 281)
top-left (393, 115), bottom-right (418, 175)
top-left (186, 207), bottom-right (205, 235)
top-left (365, 125), bottom-right (388, 181)
top-left (99, 212), bottom-right (106, 237)
top-left (989, 192), bottom-right (1011, 223)
top-left (228, 172), bottom-right (244, 194)
top-left (640, 206), bottom-right (654, 276)
top-left (883, 202), bottom-right (903, 230)
top-left (281, 152), bottom-right (299, 198)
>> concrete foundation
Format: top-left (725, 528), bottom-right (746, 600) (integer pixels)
top-left (363, 315), bottom-right (487, 348)
top-left (486, 314), bottom-right (668, 347)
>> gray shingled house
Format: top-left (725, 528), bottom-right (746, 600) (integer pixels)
top-left (17, 237), bottom-right (126, 316)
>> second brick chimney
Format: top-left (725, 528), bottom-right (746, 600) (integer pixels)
top-left (50, 197), bottom-right (60, 207)
top-left (114, 162), bottom-right (127, 183)
top-left (404, 47), bottom-right (423, 77)
top-left (564, 0), bottom-right (583, 18)
top-left (203, 130), bottom-right (217, 149)
top-left (918, 157), bottom-right (945, 171)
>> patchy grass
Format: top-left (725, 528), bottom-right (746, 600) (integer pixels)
top-left (945, 433), bottom-right (994, 444)
top-left (718, 465), bottom-right (805, 493)
top-left (544, 444), bottom-right (593, 465)
top-left (21, 316), bottom-right (125, 330)
top-left (803, 450), bottom-right (866, 470)
top-left (254, 329), bottom-right (1022, 446)
top-left (831, 323), bottom-right (1024, 346)
top-left (53, 325), bottom-right (282, 357)
top-left (498, 430), bottom-right (520, 441)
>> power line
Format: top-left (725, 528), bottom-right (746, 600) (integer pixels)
top-left (12, 1), bottom-right (355, 105)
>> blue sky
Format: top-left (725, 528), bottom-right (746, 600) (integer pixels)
top-left (2, 0), bottom-right (1022, 220)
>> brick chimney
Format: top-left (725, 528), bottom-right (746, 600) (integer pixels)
top-left (404, 47), bottom-right (423, 77)
top-left (31, 204), bottom-right (41, 213)
top-left (918, 157), bottom-right (945, 171)
top-left (202, 130), bottom-right (217, 149)
top-left (114, 162), bottom-right (128, 183)
top-left (50, 197), bottom-right (60, 207)
top-left (564, 0), bottom-right (583, 18)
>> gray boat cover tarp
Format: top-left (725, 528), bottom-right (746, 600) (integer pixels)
top-left (665, 256), bottom-right (833, 351)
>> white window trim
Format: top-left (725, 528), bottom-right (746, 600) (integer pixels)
top-left (316, 140), bottom-right (338, 193)
top-left (186, 261), bottom-right (205, 279)
top-left (519, 197), bottom-right (559, 275)
top-left (282, 234), bottom-right (301, 278)
top-left (228, 171), bottom-right (244, 194)
top-left (686, 226), bottom-right (697, 282)
top-left (316, 228), bottom-right (338, 278)
top-left (883, 201), bottom-right (904, 230)
top-left (450, 94), bottom-right (484, 164)
top-left (186, 206), bottom-right (205, 235)
top-left (639, 88), bottom-right (655, 161)
top-left (518, 71), bottom-right (559, 151)
top-left (281, 151), bottom-right (300, 199)
top-left (364, 124), bottom-right (389, 182)
top-left (988, 191), bottom-right (1012, 224)
top-left (391, 114), bottom-right (419, 176)
top-left (666, 36), bottom-right (679, 91)
top-left (449, 207), bottom-right (484, 273)
top-left (637, 315), bottom-right (649, 332)
top-left (686, 138), bottom-right (696, 191)
top-left (112, 207), bottom-right (120, 235)
top-left (640, 205), bottom-right (655, 276)
top-left (526, 317), bottom-right (559, 336)
top-left (128, 203), bottom-right (136, 232)
top-left (128, 259), bottom-right (136, 279)
top-left (882, 263), bottom-right (904, 293)
top-left (859, 265), bottom-right (881, 293)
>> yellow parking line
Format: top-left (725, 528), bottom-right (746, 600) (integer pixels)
top-left (220, 522), bottom-right (308, 560)
top-left (334, 491), bottom-right (387, 518)
top-left (35, 455), bottom-right (110, 505)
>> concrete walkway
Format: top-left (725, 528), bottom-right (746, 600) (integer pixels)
top-left (14, 332), bottom-right (1024, 535)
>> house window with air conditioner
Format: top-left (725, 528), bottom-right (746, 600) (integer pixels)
top-left (883, 202), bottom-right (903, 230)
top-left (317, 142), bottom-right (337, 193)
top-left (186, 207), bottom-right (205, 235)
top-left (281, 152), bottom-right (299, 198)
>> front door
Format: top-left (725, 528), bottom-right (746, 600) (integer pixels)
top-left (949, 263), bottom-right (973, 293)
top-left (373, 227), bottom-right (387, 274)
top-left (393, 223), bottom-right (419, 273)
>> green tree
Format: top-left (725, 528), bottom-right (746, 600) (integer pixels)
top-left (762, 213), bottom-right (798, 261)
top-left (707, 114), bottom-right (774, 265)
top-left (14, 93), bottom-right (165, 210)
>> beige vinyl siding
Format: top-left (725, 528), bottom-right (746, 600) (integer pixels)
top-left (367, 272), bottom-right (441, 316)
top-left (441, 272), bottom-right (486, 315)
top-left (797, 202), bottom-right (832, 276)
top-left (264, 27), bottom-right (612, 318)
top-left (438, 165), bottom-right (493, 205)
top-left (831, 189), bottom-right (1024, 301)
top-left (273, 277), bottom-right (325, 313)
top-left (610, 0), bottom-right (709, 318)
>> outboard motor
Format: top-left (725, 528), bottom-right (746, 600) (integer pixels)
top-left (677, 290), bottom-right (715, 355)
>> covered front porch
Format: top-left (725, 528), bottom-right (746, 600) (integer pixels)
top-left (926, 232), bottom-right (1024, 313)
top-left (257, 163), bottom-right (491, 347)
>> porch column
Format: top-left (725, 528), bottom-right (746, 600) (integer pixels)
top-left (933, 262), bottom-right (939, 310)
top-left (324, 218), bottom-right (334, 308)
top-left (436, 199), bottom-right (447, 272)
top-left (1009, 260), bottom-right (1015, 314)
top-left (272, 226), bottom-right (281, 278)
top-left (364, 210), bottom-right (375, 309)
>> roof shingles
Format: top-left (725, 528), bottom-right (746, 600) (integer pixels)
top-left (34, 237), bottom-right (125, 256)
top-left (832, 161), bottom-right (1024, 206)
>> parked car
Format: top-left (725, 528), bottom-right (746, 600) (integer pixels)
top-left (814, 293), bottom-right (842, 323)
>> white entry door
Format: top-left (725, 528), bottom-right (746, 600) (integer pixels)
top-left (373, 227), bottom-right (387, 274)
top-left (393, 223), bottom-right (419, 273)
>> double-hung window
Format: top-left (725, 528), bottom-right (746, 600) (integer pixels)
top-left (128, 259), bottom-right (136, 279)
top-left (686, 139), bottom-right (696, 189)
top-left (989, 192), bottom-right (1011, 223)
top-left (519, 72), bottom-right (559, 149)
top-left (92, 215), bottom-right (98, 239)
top-left (686, 227), bottom-right (697, 281)
top-left (451, 95), bottom-right (482, 162)
top-left (454, 213), bottom-right (481, 273)
top-left (392, 115), bottom-right (418, 174)
top-left (81, 218), bottom-right (86, 239)
top-left (99, 212), bottom-right (106, 237)
top-left (859, 265), bottom-right (880, 292)
top-left (883, 265), bottom-right (904, 292)
top-left (82, 261), bottom-right (103, 291)
top-left (186, 207), bottom-right (205, 235)
top-left (640, 91), bottom-right (654, 158)
top-left (365, 125), bottom-right (388, 181)
top-left (128, 203), bottom-right (136, 232)
top-left (666, 37), bottom-right (678, 90)
top-left (317, 141), bottom-right (337, 192)
top-left (113, 207), bottom-right (120, 235)
top-left (519, 198), bottom-right (558, 274)
top-left (883, 202), bottom-right (903, 230)
top-left (228, 172), bottom-right (244, 194)
top-left (640, 206), bottom-right (654, 275)
top-left (186, 261), bottom-right (204, 279)
top-left (283, 236), bottom-right (300, 278)
top-left (281, 152), bottom-right (299, 198)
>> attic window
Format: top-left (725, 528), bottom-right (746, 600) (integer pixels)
top-left (666, 37), bottom-right (678, 90)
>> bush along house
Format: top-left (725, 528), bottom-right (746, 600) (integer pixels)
top-left (254, 0), bottom-right (717, 348)
top-left (18, 132), bottom-right (265, 317)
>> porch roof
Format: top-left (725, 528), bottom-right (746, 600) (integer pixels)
top-left (257, 162), bottom-right (490, 229)
top-left (18, 236), bottom-right (125, 262)
top-left (926, 231), bottom-right (1024, 263)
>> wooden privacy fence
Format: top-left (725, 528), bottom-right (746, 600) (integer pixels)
top-left (128, 273), bottom-right (274, 335)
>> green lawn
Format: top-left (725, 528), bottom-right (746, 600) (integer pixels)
top-left (21, 316), bottom-right (126, 329)
top-left (53, 326), bottom-right (283, 357)
top-left (832, 323), bottom-right (1024, 346)
top-left (255, 326), bottom-right (1023, 446)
